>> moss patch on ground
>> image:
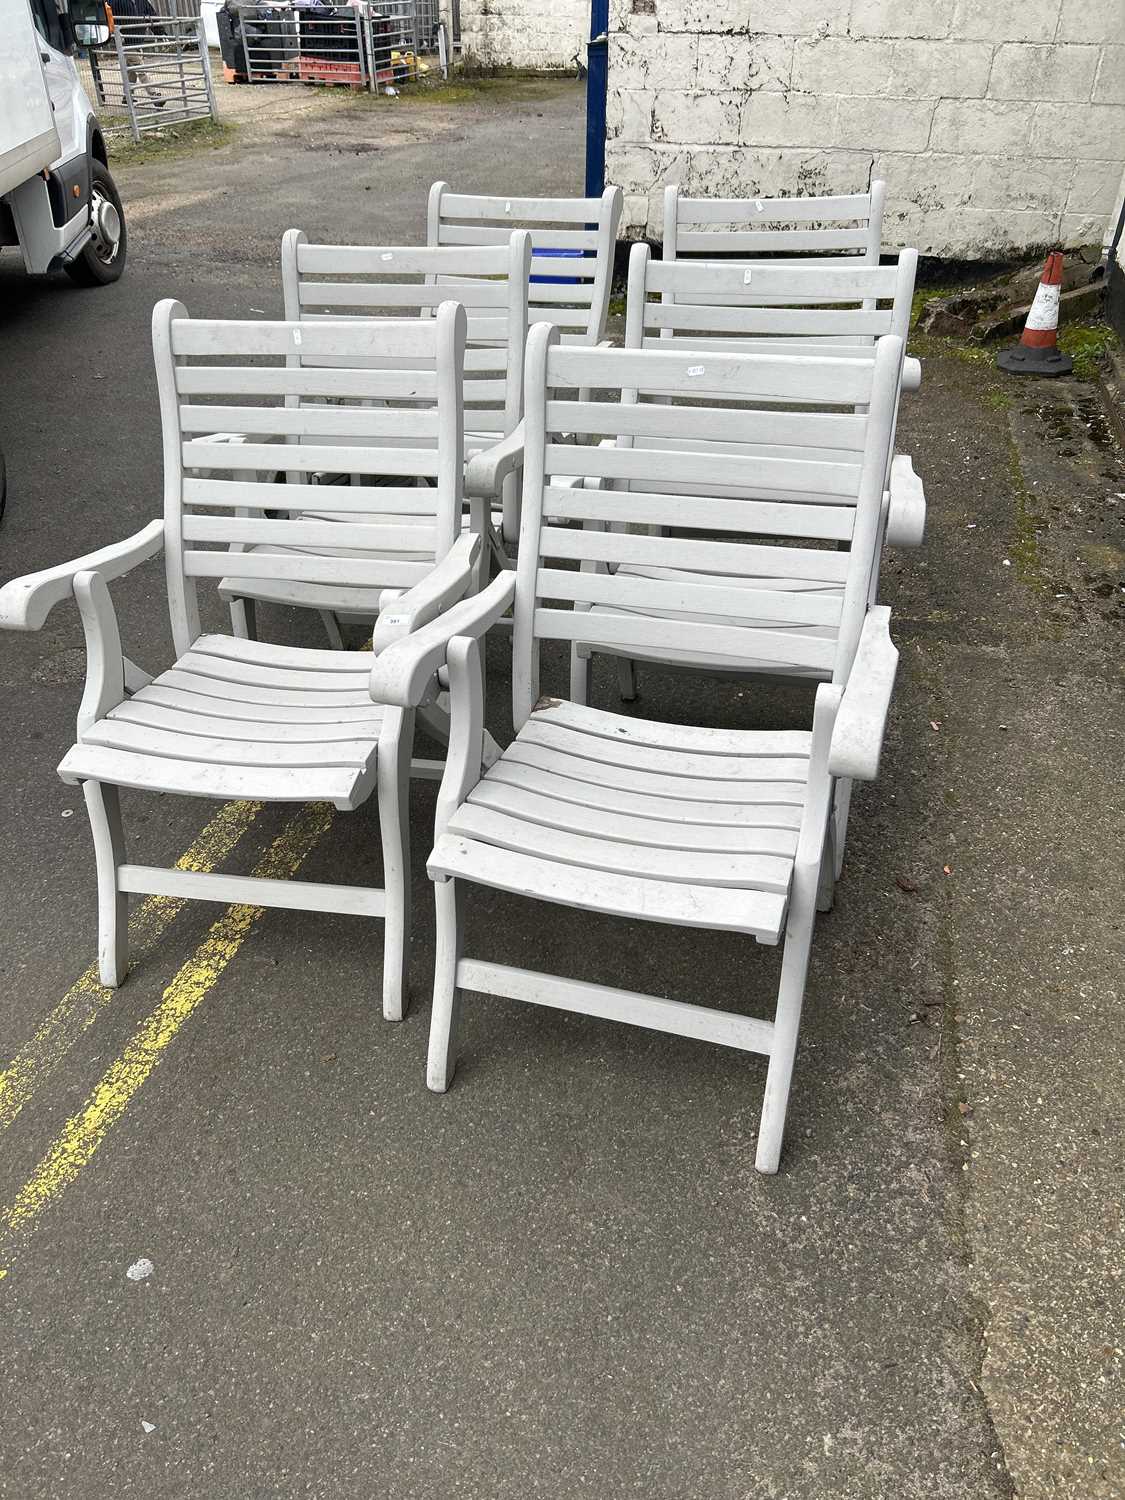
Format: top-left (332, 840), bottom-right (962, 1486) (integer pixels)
top-left (109, 118), bottom-right (235, 167)
top-left (387, 73), bottom-right (572, 107)
top-left (1057, 320), bottom-right (1120, 380)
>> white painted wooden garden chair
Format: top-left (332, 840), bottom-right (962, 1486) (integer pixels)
top-left (0, 300), bottom-right (483, 1022)
top-left (218, 231), bottom-right (531, 645)
top-left (368, 327), bottom-right (903, 1173)
top-left (663, 181), bottom-right (886, 267)
top-left (427, 182), bottom-right (623, 347)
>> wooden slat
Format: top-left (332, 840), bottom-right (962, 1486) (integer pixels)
top-left (83, 719), bottom-right (376, 769)
top-left (502, 740), bottom-right (807, 806)
top-left (548, 346), bottom-right (875, 403)
top-left (170, 319), bottom-right (438, 359)
top-left (467, 780), bottom-right (800, 857)
top-left (545, 401), bottom-right (867, 451)
top-left (542, 491), bottom-right (855, 541)
top-left (298, 242), bottom-right (510, 275)
top-left (525, 256), bottom-right (597, 279)
top-left (440, 192), bottom-right (602, 222)
top-left (154, 666), bottom-right (375, 707)
top-left (177, 646), bottom-right (370, 691)
top-left (647, 260), bottom-right (898, 298)
top-left (525, 283), bottom-right (597, 306)
top-left (437, 224), bottom-right (599, 250)
top-left (542, 443), bottom-right (861, 497)
top-left (190, 633), bottom-right (373, 673)
top-left (136, 682), bottom-right (381, 723)
top-left (644, 304), bottom-right (893, 337)
top-left (638, 335), bottom-right (877, 362)
top-left (675, 192), bottom-right (873, 225)
top-left (183, 551), bottom-right (430, 588)
top-left (182, 442), bottom-right (441, 477)
top-left (534, 608), bottom-right (836, 671)
top-left (448, 803), bottom-right (793, 891)
top-left (538, 524), bottom-right (852, 582)
top-left (536, 566), bottom-right (845, 624)
top-left (179, 404), bottom-right (442, 439)
top-left (57, 743), bottom-right (361, 805)
top-left (109, 699), bottom-right (383, 744)
top-left (429, 836), bottom-right (787, 940)
top-left (182, 477), bottom-right (442, 514)
top-left (677, 228), bottom-right (871, 253)
top-left (181, 515), bottom-right (437, 553)
top-left (527, 697), bottom-right (811, 757)
top-left (457, 959), bottom-right (777, 1049)
top-left (174, 366), bottom-right (438, 399)
top-left (298, 280), bottom-right (510, 309)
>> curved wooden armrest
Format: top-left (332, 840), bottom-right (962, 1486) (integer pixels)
top-left (902, 356), bottom-right (921, 392)
top-left (886, 455), bottom-right (926, 547)
top-left (0, 520), bottom-right (165, 633)
top-left (371, 534), bottom-right (481, 655)
top-left (370, 571), bottom-right (515, 708)
top-left (464, 422), bottom-right (526, 498)
top-left (828, 607), bottom-right (898, 782)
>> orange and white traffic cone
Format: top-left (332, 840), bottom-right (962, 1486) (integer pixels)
top-left (998, 250), bottom-right (1072, 375)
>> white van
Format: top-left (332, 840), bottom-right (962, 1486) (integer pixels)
top-left (0, 0), bottom-right (126, 286)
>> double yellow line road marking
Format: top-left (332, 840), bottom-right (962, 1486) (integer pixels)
top-left (0, 799), bottom-right (337, 1280)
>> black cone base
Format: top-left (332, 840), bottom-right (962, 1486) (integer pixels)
top-left (997, 343), bottom-right (1073, 376)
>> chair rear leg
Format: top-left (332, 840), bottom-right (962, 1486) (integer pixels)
top-left (833, 778), bottom-right (854, 881)
top-left (616, 656), bottom-right (637, 702)
top-left (570, 644), bottom-right (589, 705)
top-left (426, 878), bottom-right (465, 1092)
top-left (318, 609), bottom-right (346, 651)
top-left (228, 596), bottom-right (256, 640)
top-left (82, 779), bottom-right (128, 987)
top-left (756, 868), bottom-right (817, 1174)
top-left (816, 821), bottom-right (836, 914)
top-left (376, 707), bottom-right (415, 1022)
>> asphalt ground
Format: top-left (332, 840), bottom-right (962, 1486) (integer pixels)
top-left (0, 77), bottom-right (1121, 1499)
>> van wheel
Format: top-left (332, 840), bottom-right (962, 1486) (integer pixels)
top-left (65, 161), bottom-right (127, 287)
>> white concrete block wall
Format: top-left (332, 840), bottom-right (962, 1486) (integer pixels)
top-left (459, 0), bottom-right (588, 71)
top-left (606, 0), bottom-right (1125, 258)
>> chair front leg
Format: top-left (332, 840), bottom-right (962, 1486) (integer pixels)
top-left (756, 862), bottom-right (818, 1174)
top-left (427, 877), bottom-right (465, 1092)
top-left (83, 780), bottom-right (129, 987)
top-left (376, 706), bottom-right (415, 1022)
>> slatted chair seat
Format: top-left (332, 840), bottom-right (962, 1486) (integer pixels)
top-left (431, 698), bottom-right (809, 942)
top-left (59, 635), bottom-right (384, 809)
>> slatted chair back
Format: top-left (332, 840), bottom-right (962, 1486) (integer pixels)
top-left (617, 245), bottom-right (916, 510)
top-left (281, 230), bottom-right (531, 447)
top-left (153, 298), bottom-right (466, 657)
top-left (626, 243), bottom-right (916, 359)
top-left (512, 328), bottom-right (902, 726)
top-left (662, 181), bottom-right (886, 265)
top-left (427, 182), bottom-right (623, 345)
